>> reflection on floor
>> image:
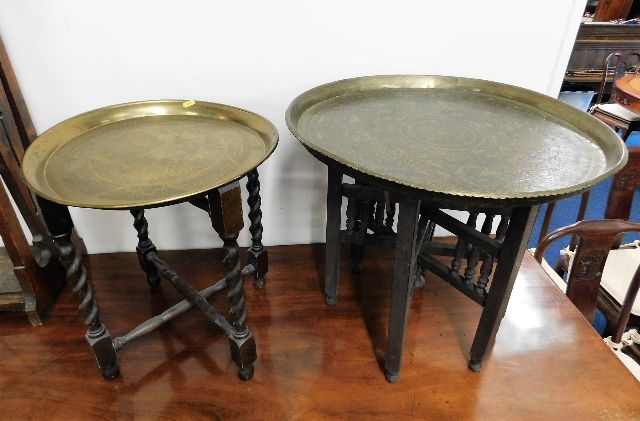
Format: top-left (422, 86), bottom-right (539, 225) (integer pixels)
top-left (0, 244), bottom-right (638, 419)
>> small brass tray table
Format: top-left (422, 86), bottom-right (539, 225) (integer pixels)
top-left (22, 100), bottom-right (278, 380)
top-left (286, 75), bottom-right (627, 382)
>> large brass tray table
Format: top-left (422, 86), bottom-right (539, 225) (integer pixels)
top-left (286, 75), bottom-right (627, 382)
top-left (22, 100), bottom-right (277, 380)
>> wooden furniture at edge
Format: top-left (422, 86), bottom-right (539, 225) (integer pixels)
top-left (0, 36), bottom-right (74, 325)
top-left (563, 24), bottom-right (640, 93)
top-left (535, 219), bottom-right (640, 344)
top-left (591, 51), bottom-right (640, 140)
top-left (540, 148), bottom-right (640, 336)
top-left (598, 147), bottom-right (640, 331)
top-left (593, 0), bottom-right (635, 22)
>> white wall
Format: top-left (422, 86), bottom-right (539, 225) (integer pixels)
top-left (0, 0), bottom-right (586, 253)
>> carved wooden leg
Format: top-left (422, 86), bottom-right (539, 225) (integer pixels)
top-left (384, 196), bottom-right (420, 383)
top-left (468, 206), bottom-right (538, 372)
top-left (37, 197), bottom-right (119, 379)
top-left (325, 167), bottom-right (343, 305)
top-left (246, 169), bottom-right (268, 289)
top-left (130, 209), bottom-right (161, 287)
top-left (208, 183), bottom-right (256, 380)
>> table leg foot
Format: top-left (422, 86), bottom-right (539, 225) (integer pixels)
top-left (237, 364), bottom-right (255, 381)
top-left (101, 364), bottom-right (120, 380)
top-left (229, 331), bottom-right (256, 381)
top-left (325, 294), bottom-right (338, 305)
top-left (96, 351), bottom-right (119, 379)
top-left (468, 359), bottom-right (483, 372)
top-left (384, 369), bottom-right (400, 383)
top-left (86, 326), bottom-right (120, 380)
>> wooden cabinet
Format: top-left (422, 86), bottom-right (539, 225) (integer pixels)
top-left (563, 23), bottom-right (640, 92)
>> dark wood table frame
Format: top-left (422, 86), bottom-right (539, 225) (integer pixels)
top-left (35, 169), bottom-right (268, 381)
top-left (322, 158), bottom-right (541, 383)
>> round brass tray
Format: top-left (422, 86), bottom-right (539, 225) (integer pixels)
top-left (22, 100), bottom-right (278, 209)
top-left (286, 75), bottom-right (627, 202)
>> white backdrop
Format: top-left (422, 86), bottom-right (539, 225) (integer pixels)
top-left (0, 0), bottom-right (586, 253)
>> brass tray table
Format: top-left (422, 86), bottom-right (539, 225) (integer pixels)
top-left (286, 75), bottom-right (627, 382)
top-left (23, 100), bottom-right (278, 380)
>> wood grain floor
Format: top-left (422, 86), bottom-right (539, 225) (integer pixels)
top-left (0, 244), bottom-right (638, 420)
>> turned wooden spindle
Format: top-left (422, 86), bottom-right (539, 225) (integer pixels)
top-left (476, 215), bottom-right (509, 296)
top-left (451, 213), bottom-right (478, 276)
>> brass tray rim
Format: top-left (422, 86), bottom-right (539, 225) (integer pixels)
top-left (22, 99), bottom-right (279, 209)
top-left (285, 74), bottom-right (628, 201)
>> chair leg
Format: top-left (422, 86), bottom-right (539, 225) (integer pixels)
top-left (208, 184), bottom-right (256, 380)
top-left (246, 169), bottom-right (268, 289)
top-left (130, 209), bottom-right (161, 287)
top-left (468, 206), bottom-right (538, 372)
top-left (37, 198), bottom-right (119, 379)
top-left (384, 196), bottom-right (420, 383)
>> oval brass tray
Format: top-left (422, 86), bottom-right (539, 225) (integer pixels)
top-left (23, 100), bottom-right (278, 209)
top-left (286, 75), bottom-right (627, 201)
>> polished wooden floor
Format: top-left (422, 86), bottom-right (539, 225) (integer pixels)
top-left (0, 243), bottom-right (639, 420)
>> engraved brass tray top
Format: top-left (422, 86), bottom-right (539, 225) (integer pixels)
top-left (613, 73), bottom-right (640, 114)
top-left (22, 100), bottom-right (278, 209)
top-left (286, 75), bottom-right (627, 202)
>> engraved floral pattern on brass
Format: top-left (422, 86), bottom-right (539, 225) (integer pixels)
top-left (22, 100), bottom-right (278, 209)
top-left (286, 75), bottom-right (627, 201)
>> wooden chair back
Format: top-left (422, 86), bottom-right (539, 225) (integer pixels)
top-left (594, 51), bottom-right (640, 107)
top-left (588, 51), bottom-right (640, 143)
top-left (535, 219), bottom-right (640, 343)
